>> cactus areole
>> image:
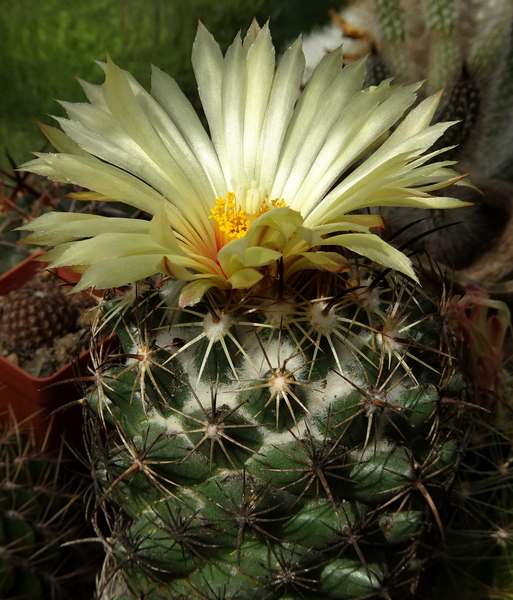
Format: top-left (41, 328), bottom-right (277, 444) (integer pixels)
top-left (20, 20), bottom-right (470, 600)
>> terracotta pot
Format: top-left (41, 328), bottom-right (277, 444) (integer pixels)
top-left (0, 253), bottom-right (106, 449)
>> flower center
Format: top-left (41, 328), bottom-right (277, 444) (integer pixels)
top-left (209, 192), bottom-right (286, 246)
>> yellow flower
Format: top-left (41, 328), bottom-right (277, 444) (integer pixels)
top-left (19, 21), bottom-right (467, 307)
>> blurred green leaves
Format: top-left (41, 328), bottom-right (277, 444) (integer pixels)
top-left (0, 0), bottom-right (342, 165)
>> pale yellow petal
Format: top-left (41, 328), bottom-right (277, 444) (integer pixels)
top-left (325, 232), bottom-right (418, 281)
top-left (72, 255), bottom-right (169, 292)
top-left (227, 267), bottom-right (265, 290)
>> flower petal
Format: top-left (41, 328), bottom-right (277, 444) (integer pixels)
top-left (286, 251), bottom-right (350, 276)
top-left (72, 255), bottom-right (168, 292)
top-left (256, 36), bottom-right (305, 196)
top-left (20, 152), bottom-right (163, 215)
top-left (179, 279), bottom-right (223, 309)
top-left (18, 21), bottom-right (467, 304)
top-left (18, 212), bottom-right (149, 244)
top-left (36, 121), bottom-right (90, 156)
top-left (293, 81), bottom-right (422, 216)
top-left (325, 232), bottom-right (418, 281)
top-left (150, 65), bottom-right (226, 196)
top-left (243, 246), bottom-right (282, 268)
top-left (227, 267), bottom-right (265, 289)
top-left (192, 22), bottom-right (225, 170)
top-left (243, 23), bottom-right (275, 181)
top-left (272, 55), bottom-right (366, 201)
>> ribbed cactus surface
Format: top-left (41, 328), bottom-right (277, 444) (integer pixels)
top-left (88, 264), bottom-right (466, 599)
top-left (0, 419), bottom-right (92, 600)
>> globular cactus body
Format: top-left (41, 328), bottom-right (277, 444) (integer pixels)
top-left (88, 265), bottom-right (466, 599)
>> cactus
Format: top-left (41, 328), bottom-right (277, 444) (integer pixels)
top-left (84, 263), bottom-right (472, 599)
top-left (0, 279), bottom-right (79, 355)
top-left (423, 286), bottom-right (513, 600)
top-left (0, 415), bottom-right (95, 600)
top-left (16, 18), bottom-right (479, 600)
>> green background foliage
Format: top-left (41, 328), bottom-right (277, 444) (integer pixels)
top-left (0, 0), bottom-right (343, 166)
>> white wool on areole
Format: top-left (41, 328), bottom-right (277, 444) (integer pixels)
top-left (179, 379), bottom-right (240, 414)
top-left (146, 409), bottom-right (184, 435)
top-left (239, 334), bottom-right (306, 380)
top-left (256, 422), bottom-right (321, 450)
top-left (306, 367), bottom-right (359, 418)
top-left (350, 436), bottom-right (397, 461)
top-left (261, 299), bottom-right (298, 326)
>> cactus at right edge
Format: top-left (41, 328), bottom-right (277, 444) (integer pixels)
top-left (433, 425), bottom-right (513, 600)
top-left (426, 286), bottom-right (513, 600)
top-left (0, 418), bottom-right (96, 600)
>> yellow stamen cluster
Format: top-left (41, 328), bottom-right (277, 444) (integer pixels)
top-left (260, 197), bottom-right (287, 213)
top-left (209, 192), bottom-right (286, 244)
top-left (209, 192), bottom-right (248, 242)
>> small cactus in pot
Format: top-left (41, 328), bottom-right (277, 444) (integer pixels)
top-left (1, 277), bottom-right (80, 358)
